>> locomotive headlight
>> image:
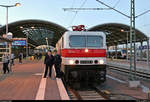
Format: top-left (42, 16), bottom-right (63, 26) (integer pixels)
top-left (69, 60), bottom-right (74, 65)
top-left (85, 48), bottom-right (88, 53)
top-left (99, 60), bottom-right (104, 64)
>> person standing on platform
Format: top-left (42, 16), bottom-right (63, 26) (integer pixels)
top-left (53, 49), bottom-right (62, 78)
top-left (11, 53), bottom-right (15, 66)
top-left (44, 50), bottom-right (54, 78)
top-left (2, 53), bottom-right (10, 74)
top-left (18, 52), bottom-right (23, 63)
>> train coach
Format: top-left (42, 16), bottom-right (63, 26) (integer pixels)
top-left (56, 25), bottom-right (107, 85)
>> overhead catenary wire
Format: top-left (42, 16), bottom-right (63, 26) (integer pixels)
top-left (66, 0), bottom-right (76, 28)
top-left (64, 8), bottom-right (111, 11)
top-left (113, 0), bottom-right (121, 8)
top-left (96, 0), bottom-right (130, 18)
top-left (135, 10), bottom-right (150, 18)
top-left (68, 0), bottom-right (87, 27)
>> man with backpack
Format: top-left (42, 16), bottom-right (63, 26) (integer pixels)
top-left (53, 49), bottom-right (63, 78)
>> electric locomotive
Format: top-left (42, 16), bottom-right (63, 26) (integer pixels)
top-left (56, 25), bottom-right (107, 85)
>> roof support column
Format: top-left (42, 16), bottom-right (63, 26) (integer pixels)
top-left (26, 34), bottom-right (28, 58)
top-left (115, 45), bottom-right (118, 59)
top-left (126, 43), bottom-right (128, 61)
top-left (147, 38), bottom-right (149, 68)
top-left (140, 41), bottom-right (143, 61)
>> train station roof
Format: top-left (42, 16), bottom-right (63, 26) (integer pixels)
top-left (88, 23), bottom-right (148, 46)
top-left (0, 20), bottom-right (148, 47)
top-left (0, 19), bottom-right (68, 47)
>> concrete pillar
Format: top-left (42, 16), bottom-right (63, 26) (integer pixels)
top-left (140, 41), bottom-right (143, 60)
top-left (147, 38), bottom-right (149, 66)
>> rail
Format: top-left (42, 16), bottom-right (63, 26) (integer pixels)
top-left (67, 86), bottom-right (110, 100)
top-left (107, 64), bottom-right (150, 79)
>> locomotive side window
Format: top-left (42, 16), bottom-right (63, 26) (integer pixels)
top-left (69, 35), bottom-right (86, 47)
top-left (87, 36), bottom-right (103, 47)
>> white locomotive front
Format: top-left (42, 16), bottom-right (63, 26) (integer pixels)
top-left (56, 30), bottom-right (107, 85)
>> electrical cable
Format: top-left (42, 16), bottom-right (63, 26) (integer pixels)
top-left (69, 0), bottom-right (87, 26)
top-left (113, 0), bottom-right (121, 8)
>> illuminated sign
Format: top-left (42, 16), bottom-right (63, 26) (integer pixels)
top-left (12, 40), bottom-right (26, 46)
top-left (0, 42), bottom-right (6, 45)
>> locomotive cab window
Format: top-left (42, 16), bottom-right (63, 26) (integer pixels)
top-left (69, 35), bottom-right (103, 47)
top-left (69, 35), bottom-right (86, 47)
top-left (87, 36), bottom-right (103, 47)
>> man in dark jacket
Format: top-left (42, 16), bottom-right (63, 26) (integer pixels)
top-left (44, 50), bottom-right (54, 78)
top-left (18, 52), bottom-right (23, 63)
top-left (53, 49), bottom-right (62, 78)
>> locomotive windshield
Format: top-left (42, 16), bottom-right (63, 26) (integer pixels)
top-left (69, 35), bottom-right (103, 47)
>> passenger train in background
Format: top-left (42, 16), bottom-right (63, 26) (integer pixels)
top-left (55, 25), bottom-right (107, 85)
top-left (107, 49), bottom-right (127, 59)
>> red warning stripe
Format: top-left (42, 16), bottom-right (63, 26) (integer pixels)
top-left (61, 49), bottom-right (106, 57)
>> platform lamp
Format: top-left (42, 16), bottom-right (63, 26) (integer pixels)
top-left (6, 32), bottom-right (13, 71)
top-left (7, 32), bottom-right (13, 55)
top-left (45, 37), bottom-right (49, 50)
top-left (0, 3), bottom-right (21, 52)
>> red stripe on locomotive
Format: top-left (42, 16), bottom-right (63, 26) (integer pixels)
top-left (61, 49), bottom-right (106, 57)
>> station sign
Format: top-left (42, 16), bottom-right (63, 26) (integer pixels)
top-left (12, 38), bottom-right (26, 46)
top-left (0, 38), bottom-right (26, 46)
top-left (0, 42), bottom-right (6, 45)
top-left (12, 40), bottom-right (26, 46)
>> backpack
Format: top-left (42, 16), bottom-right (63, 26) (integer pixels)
top-left (58, 71), bottom-right (64, 78)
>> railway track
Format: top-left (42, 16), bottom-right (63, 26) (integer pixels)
top-left (67, 85), bottom-right (138, 100)
top-left (67, 86), bottom-right (110, 100)
top-left (108, 64), bottom-right (150, 79)
top-left (61, 64), bottom-right (149, 100)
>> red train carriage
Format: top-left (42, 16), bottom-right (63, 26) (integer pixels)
top-left (56, 26), bottom-right (107, 85)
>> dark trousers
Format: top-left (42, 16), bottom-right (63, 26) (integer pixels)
top-left (44, 64), bottom-right (52, 77)
top-left (54, 64), bottom-right (61, 77)
top-left (19, 58), bottom-right (22, 63)
top-left (11, 59), bottom-right (14, 65)
top-left (3, 63), bottom-right (9, 74)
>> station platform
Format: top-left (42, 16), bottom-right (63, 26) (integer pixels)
top-left (0, 59), bottom-right (69, 100)
top-left (107, 58), bottom-right (150, 74)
